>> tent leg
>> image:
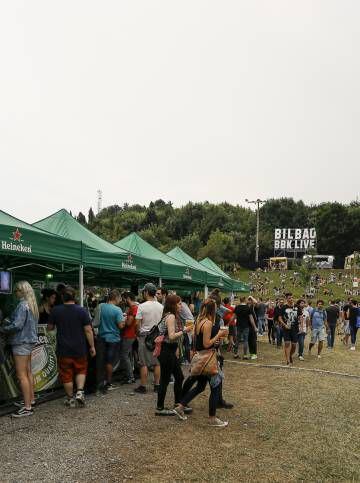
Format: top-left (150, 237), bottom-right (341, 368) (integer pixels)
top-left (204, 285), bottom-right (208, 299)
top-left (79, 264), bottom-right (84, 307)
top-left (230, 292), bottom-right (235, 304)
top-left (159, 277), bottom-right (162, 288)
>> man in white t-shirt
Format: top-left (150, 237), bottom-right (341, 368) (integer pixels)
top-left (135, 283), bottom-right (163, 394)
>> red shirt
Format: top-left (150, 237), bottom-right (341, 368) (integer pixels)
top-left (122, 304), bottom-right (138, 339)
top-left (267, 308), bottom-right (275, 319)
top-left (223, 304), bottom-right (236, 326)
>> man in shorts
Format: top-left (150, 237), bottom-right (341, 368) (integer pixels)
top-left (309, 300), bottom-right (328, 359)
top-left (98, 289), bottom-right (125, 390)
top-left (48, 286), bottom-right (96, 406)
top-left (278, 293), bottom-right (299, 365)
top-left (135, 283), bottom-right (163, 394)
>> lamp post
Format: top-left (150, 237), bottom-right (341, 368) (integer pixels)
top-left (245, 198), bottom-right (265, 265)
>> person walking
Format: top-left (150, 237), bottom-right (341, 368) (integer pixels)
top-left (0, 281), bottom-right (39, 417)
top-left (135, 283), bottom-right (163, 394)
top-left (47, 286), bottom-right (96, 406)
top-left (233, 296), bottom-right (256, 359)
top-left (174, 299), bottom-right (229, 428)
top-left (278, 293), bottom-right (299, 365)
top-left (155, 295), bottom-right (192, 416)
top-left (326, 300), bottom-right (340, 350)
top-left (274, 298), bottom-right (285, 347)
top-left (248, 296), bottom-right (258, 360)
top-left (309, 300), bottom-right (328, 359)
top-left (266, 302), bottom-right (275, 345)
top-left (256, 298), bottom-right (267, 336)
top-left (348, 300), bottom-right (359, 351)
top-left (297, 299), bottom-right (308, 361)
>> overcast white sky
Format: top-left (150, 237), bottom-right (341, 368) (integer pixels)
top-left (1, 1), bottom-right (359, 222)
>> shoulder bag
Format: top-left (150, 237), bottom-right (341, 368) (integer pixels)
top-left (190, 319), bottom-right (218, 377)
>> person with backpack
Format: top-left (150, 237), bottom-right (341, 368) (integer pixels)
top-left (309, 300), bottom-right (328, 359)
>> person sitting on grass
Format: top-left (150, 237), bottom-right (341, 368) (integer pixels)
top-left (308, 300), bottom-right (328, 359)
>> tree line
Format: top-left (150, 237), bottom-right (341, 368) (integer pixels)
top-left (75, 198), bottom-right (360, 269)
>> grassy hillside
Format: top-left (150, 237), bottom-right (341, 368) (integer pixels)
top-left (234, 268), bottom-right (358, 302)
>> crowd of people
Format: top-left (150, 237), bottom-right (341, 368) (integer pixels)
top-left (229, 294), bottom-right (360, 364)
top-left (249, 269), bottom-right (360, 299)
top-left (1, 280), bottom-right (359, 428)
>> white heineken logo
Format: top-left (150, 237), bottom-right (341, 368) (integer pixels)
top-left (1, 228), bottom-right (32, 254)
top-left (183, 268), bottom-right (192, 280)
top-left (122, 253), bottom-right (136, 270)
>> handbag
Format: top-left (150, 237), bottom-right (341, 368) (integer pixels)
top-left (153, 335), bottom-right (165, 357)
top-left (190, 320), bottom-right (219, 377)
top-left (145, 314), bottom-right (167, 352)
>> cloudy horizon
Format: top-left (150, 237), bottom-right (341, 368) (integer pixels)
top-left (1, 1), bottom-right (359, 223)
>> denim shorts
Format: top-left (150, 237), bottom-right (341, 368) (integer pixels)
top-left (12, 343), bottom-right (36, 356)
top-left (311, 327), bottom-right (326, 344)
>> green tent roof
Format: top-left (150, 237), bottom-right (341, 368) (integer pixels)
top-left (167, 247), bottom-right (233, 290)
top-left (199, 257), bottom-right (249, 292)
top-left (115, 233), bottom-right (206, 285)
top-left (116, 233), bottom-right (180, 264)
top-left (199, 258), bottom-right (232, 279)
top-left (33, 210), bottom-right (166, 278)
top-left (0, 209), bottom-right (82, 266)
top-left (34, 209), bottom-right (126, 254)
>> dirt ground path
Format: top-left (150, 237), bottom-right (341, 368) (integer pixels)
top-left (2, 337), bottom-right (360, 482)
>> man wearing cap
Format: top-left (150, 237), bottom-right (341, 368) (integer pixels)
top-left (135, 283), bottom-right (164, 394)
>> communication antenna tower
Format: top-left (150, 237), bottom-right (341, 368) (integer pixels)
top-left (97, 190), bottom-right (103, 214)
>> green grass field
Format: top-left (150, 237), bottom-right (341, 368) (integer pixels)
top-left (234, 268), bottom-right (358, 302)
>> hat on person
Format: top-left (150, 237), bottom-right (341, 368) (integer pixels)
top-left (142, 282), bottom-right (157, 295)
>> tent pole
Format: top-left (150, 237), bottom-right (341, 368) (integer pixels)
top-left (79, 264), bottom-right (84, 307)
top-left (159, 277), bottom-right (162, 288)
top-left (231, 291), bottom-right (235, 304)
top-left (204, 285), bottom-right (209, 299)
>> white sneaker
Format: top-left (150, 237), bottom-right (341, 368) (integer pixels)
top-left (75, 390), bottom-right (85, 407)
top-left (299, 356), bottom-right (304, 361)
top-left (209, 418), bottom-right (228, 428)
top-left (250, 354), bottom-right (257, 360)
top-left (173, 406), bottom-right (187, 421)
top-left (317, 355), bottom-right (321, 359)
top-left (350, 346), bottom-right (356, 351)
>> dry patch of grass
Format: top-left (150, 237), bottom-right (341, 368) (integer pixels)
top-left (108, 337), bottom-right (360, 481)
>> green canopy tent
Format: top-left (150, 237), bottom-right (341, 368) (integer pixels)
top-left (199, 257), bottom-right (249, 293)
top-left (33, 210), bottom-right (163, 295)
top-left (0, 210), bottom-right (82, 283)
top-left (115, 232), bottom-right (206, 289)
top-left (167, 247), bottom-right (233, 295)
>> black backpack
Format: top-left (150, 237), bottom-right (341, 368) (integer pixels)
top-left (144, 314), bottom-right (168, 351)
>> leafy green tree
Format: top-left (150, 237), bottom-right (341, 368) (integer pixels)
top-left (198, 230), bottom-right (236, 265)
top-left (77, 212), bottom-right (87, 225)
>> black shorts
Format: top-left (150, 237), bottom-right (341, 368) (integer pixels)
top-left (283, 328), bottom-right (298, 344)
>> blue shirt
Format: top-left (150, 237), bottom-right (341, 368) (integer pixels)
top-left (99, 303), bottom-right (124, 343)
top-left (311, 309), bottom-right (326, 329)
